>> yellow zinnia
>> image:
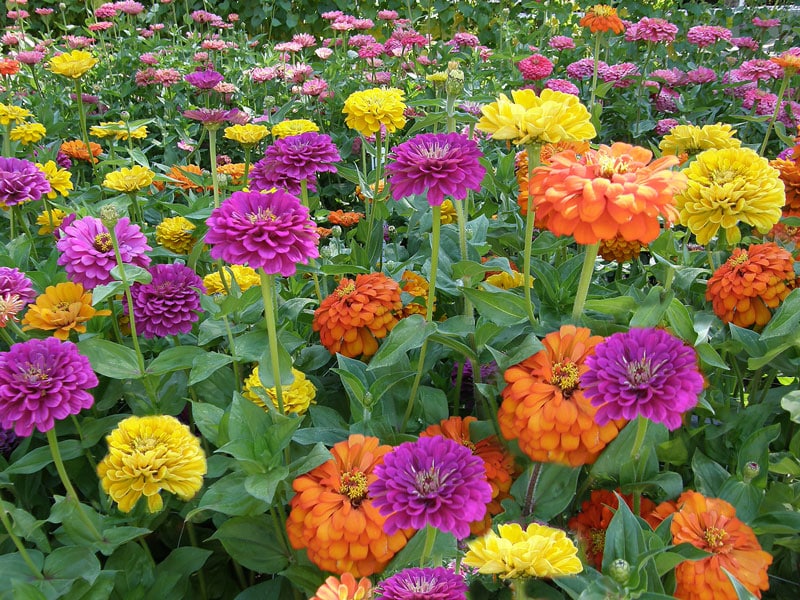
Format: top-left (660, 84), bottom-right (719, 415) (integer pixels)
top-left (484, 270), bottom-right (529, 289)
top-left (36, 160), bottom-right (73, 199)
top-left (103, 165), bottom-right (155, 193)
top-left (21, 282), bottom-right (111, 340)
top-left (36, 208), bottom-right (68, 235)
top-left (477, 89), bottom-right (596, 146)
top-left (90, 121), bottom-right (148, 141)
top-left (243, 366), bottom-right (317, 415)
top-left (677, 147), bottom-right (785, 245)
top-left (203, 265), bottom-right (260, 295)
top-left (0, 103), bottom-right (31, 126)
top-left (343, 88), bottom-right (407, 137)
top-left (659, 123), bottom-right (741, 159)
top-left (224, 123), bottom-right (270, 147)
top-left (9, 122), bottom-right (46, 145)
top-left (440, 199), bottom-right (457, 224)
top-left (97, 415), bottom-right (207, 513)
top-left (464, 522), bottom-right (583, 579)
top-left (271, 119), bottom-right (319, 139)
top-left (49, 50), bottom-right (98, 79)
top-left (155, 216), bottom-right (197, 254)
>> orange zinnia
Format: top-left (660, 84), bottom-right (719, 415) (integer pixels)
top-left (310, 572), bottom-right (373, 600)
top-left (580, 4), bottom-right (625, 34)
top-left (286, 434), bottom-right (411, 577)
top-left (60, 140), bottom-right (103, 164)
top-left (421, 416), bottom-right (518, 535)
top-left (498, 325), bottom-right (625, 467)
top-left (217, 162), bottom-right (245, 186)
top-left (705, 242), bottom-right (796, 329)
top-left (770, 147), bottom-right (800, 214)
top-left (328, 210), bottom-right (364, 227)
top-left (530, 143), bottom-right (686, 245)
top-left (515, 142), bottom-right (591, 211)
top-left (770, 50), bottom-right (800, 76)
top-left (313, 272), bottom-right (403, 359)
top-left (0, 59), bottom-right (20, 76)
top-left (155, 164), bottom-right (208, 193)
top-left (671, 491), bottom-right (772, 600)
top-left (400, 270), bottom-right (432, 317)
top-left (21, 282), bottom-right (111, 340)
top-left (599, 234), bottom-right (645, 263)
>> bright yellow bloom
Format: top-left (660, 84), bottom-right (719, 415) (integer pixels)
top-left (659, 123), bottom-right (741, 159)
top-left (36, 208), bottom-right (68, 235)
top-left (21, 282), bottom-right (111, 340)
top-left (464, 522), bottom-right (583, 579)
top-left (203, 265), bottom-right (260, 295)
top-left (440, 199), bottom-right (457, 224)
top-left (477, 89), bottom-right (596, 146)
top-left (49, 50), bottom-right (98, 79)
top-left (90, 121), bottom-right (148, 141)
top-left (343, 88), bottom-right (407, 137)
top-left (36, 161), bottom-right (73, 199)
top-left (677, 147), bottom-right (785, 245)
top-left (103, 165), bottom-right (155, 193)
top-left (9, 122), bottom-right (46, 145)
top-left (243, 366), bottom-right (317, 415)
top-left (224, 123), bottom-right (270, 146)
top-left (155, 216), bottom-right (197, 254)
top-left (0, 103), bottom-right (31, 126)
top-left (484, 270), bottom-right (529, 289)
top-left (97, 415), bottom-right (207, 513)
top-left (271, 119), bottom-right (319, 139)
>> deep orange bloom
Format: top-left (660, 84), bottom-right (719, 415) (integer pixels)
top-left (706, 242), bottom-right (796, 329)
top-left (155, 164), bottom-right (208, 193)
top-left (21, 282), bottom-right (111, 340)
top-left (770, 151), bottom-right (800, 214)
top-left (645, 498), bottom-right (679, 530)
top-left (671, 491), bottom-right (772, 600)
top-left (328, 210), bottom-right (364, 227)
top-left (313, 272), bottom-right (403, 359)
top-left (217, 162), bottom-right (245, 186)
top-left (0, 59), bottom-right (20, 76)
top-left (530, 143), bottom-right (686, 245)
top-left (287, 435), bottom-right (411, 577)
top-left (568, 489), bottom-right (656, 569)
top-left (310, 573), bottom-right (373, 600)
top-left (766, 217), bottom-right (800, 246)
top-left (400, 270), bottom-right (432, 317)
top-left (516, 142), bottom-right (591, 211)
top-left (580, 4), bottom-right (625, 34)
top-left (421, 416), bottom-right (518, 535)
top-left (599, 235), bottom-right (645, 263)
top-left (317, 226), bottom-right (333, 238)
top-left (60, 140), bottom-right (103, 164)
top-left (498, 325), bottom-right (625, 467)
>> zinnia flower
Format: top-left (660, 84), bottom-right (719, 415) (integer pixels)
top-left (386, 132), bottom-right (485, 207)
top-left (328, 210), bottom-right (364, 227)
top-left (377, 567), bottom-right (467, 600)
top-left (343, 87), bottom-right (407, 137)
top-left (400, 270), bottom-right (433, 317)
top-left (0, 267), bottom-right (36, 306)
top-left (21, 282), bottom-right (111, 340)
top-left (0, 103), bottom-right (31, 126)
top-left (60, 140), bottom-right (103, 163)
top-left (243, 366), bottom-right (316, 415)
top-left (202, 265), bottom-right (260, 295)
top-left (311, 573), bottom-right (373, 600)
top-left (271, 118), bottom-right (319, 139)
top-left (224, 123), bottom-right (270, 147)
top-left (89, 120), bottom-right (148, 141)
top-left (464, 522), bottom-right (583, 579)
top-left (659, 123), bottom-right (741, 159)
top-left (369, 435), bottom-right (492, 539)
top-left (0, 156), bottom-right (51, 207)
top-left (287, 434), bottom-right (411, 577)
top-left (706, 242), bottom-right (796, 329)
top-left (670, 491), bottom-right (772, 599)
top-left (676, 147), bottom-right (785, 245)
top-left (9, 122), bottom-right (46, 145)
top-left (155, 216), bottom-right (197, 254)
top-left (97, 415), bottom-right (207, 513)
top-left (518, 54), bottom-right (554, 80)
top-left (0, 337), bottom-right (97, 437)
top-left (103, 165), bottom-right (155, 193)
top-left (204, 189), bottom-right (319, 276)
top-left (36, 161), bottom-right (73, 199)
top-left (599, 235), bottom-right (645, 262)
top-left (261, 131), bottom-right (341, 182)
top-left (157, 164), bottom-right (208, 193)
top-left (184, 68), bottom-right (223, 89)
top-left (498, 325), bottom-right (625, 466)
top-left (312, 272), bottom-right (403, 359)
top-left (49, 49), bottom-right (98, 78)
top-left (579, 4), bottom-right (625, 34)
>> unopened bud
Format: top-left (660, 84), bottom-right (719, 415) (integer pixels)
top-left (120, 111), bottom-right (130, 121)
top-left (99, 205), bottom-right (119, 229)
top-left (743, 461), bottom-right (760, 483)
top-left (446, 68), bottom-right (465, 97)
top-left (609, 558), bottom-right (630, 585)
top-left (331, 225), bottom-right (342, 238)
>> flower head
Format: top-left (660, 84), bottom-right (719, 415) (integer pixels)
top-left (158, 164), bottom-right (207, 193)
top-left (770, 49), bottom-right (800, 76)
top-left (21, 282), bottom-right (111, 340)
top-left (36, 161), bottom-right (73, 199)
top-left (97, 415), bottom-right (207, 513)
top-left (0, 156), bottom-right (51, 207)
top-left (686, 25), bottom-right (732, 48)
top-left (243, 366), bottom-right (316, 415)
top-left (271, 118), bottom-right (319, 139)
top-left (518, 54), bottom-right (554, 80)
top-left (204, 190), bottom-right (319, 275)
top-left (626, 17), bottom-right (678, 43)
top-left (343, 88), bottom-right (407, 137)
top-left (400, 270), bottom-right (433, 317)
top-left (311, 573), bottom-right (373, 600)
top-left (90, 120), bottom-right (148, 141)
top-left (224, 123), bottom-right (270, 147)
top-left (580, 5), bottom-right (625, 34)
top-left (261, 131), bottom-right (341, 182)
top-left (0, 103), bottom-right (31, 126)
top-left (0, 337), bottom-right (97, 437)
top-left (155, 216), bottom-right (197, 254)
top-left (377, 567), bottom-right (467, 600)
top-left (9, 122), bottom-right (46, 145)
top-left (328, 210), bottom-right (364, 227)
top-left (313, 272), bottom-right (403, 359)
top-left (659, 124), bottom-right (741, 159)
top-left (49, 50), bottom-right (97, 78)
top-left (599, 235), bottom-right (645, 263)
top-left (60, 140), bottom-right (102, 164)
top-left (202, 265), bottom-right (260, 295)
top-left (0, 267), bottom-right (36, 306)
top-left (103, 165), bottom-right (155, 193)
top-left (184, 68), bottom-right (223, 89)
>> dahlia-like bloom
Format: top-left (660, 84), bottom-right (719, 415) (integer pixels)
top-left (243, 366), bottom-right (316, 415)
top-left (0, 267), bottom-right (36, 306)
top-left (97, 415), bottom-right (207, 513)
top-left (60, 140), bottom-right (102, 163)
top-left (686, 25), bottom-right (732, 48)
top-left (670, 491), bottom-right (772, 599)
top-left (377, 567), bottom-right (467, 600)
top-left (599, 235), bottom-right (644, 263)
top-left (155, 216), bottom-right (197, 254)
top-left (566, 57), bottom-right (608, 80)
top-left (369, 435), bottom-right (492, 539)
top-left (477, 89), bottom-right (596, 146)
top-left (203, 265), bottom-right (260, 295)
top-left (676, 147), bottom-right (785, 245)
top-left (224, 123), bottom-right (269, 147)
top-left (56, 216), bottom-right (152, 290)
top-left (158, 164), bottom-right (207, 192)
top-left (549, 35), bottom-right (576, 50)
top-left (518, 54), bottom-right (554, 80)
top-left (271, 118), bottom-right (319, 139)
top-left (261, 131), bottom-right (341, 182)
top-left (204, 190), bottom-right (319, 275)
top-left (0, 103), bottom-right (31, 126)
top-left (89, 120), bottom-right (148, 141)
top-left (771, 153), bottom-right (800, 214)
top-left (706, 242), bottom-right (796, 329)
top-left (659, 123), bottom-right (742, 160)
top-left (217, 163), bottom-right (246, 186)
top-left (530, 142), bottom-right (686, 245)
top-left (328, 210), bottom-right (364, 227)
top-left (343, 87), bottom-right (407, 137)
top-left (182, 108), bottom-right (235, 129)
top-left (48, 49), bottom-right (97, 78)
top-left (0, 294), bottom-right (25, 327)
top-left (601, 63), bottom-right (640, 88)
top-left (313, 272), bottom-right (403, 359)
top-left (655, 118), bottom-right (680, 136)
top-left (311, 573), bottom-right (373, 600)
top-left (464, 522), bottom-right (583, 579)
top-left (0, 58), bottom-right (20, 76)
top-left (386, 132), bottom-right (485, 206)
top-left (0, 156), bottom-right (51, 207)
top-left (582, 327), bottom-right (705, 430)
top-left (102, 165), bottom-right (155, 193)
top-left (580, 4), bottom-right (625, 34)
top-left (9, 122), bottom-right (46, 145)
top-left (184, 68), bottom-right (223, 89)
top-left (625, 17), bottom-right (678, 43)
top-left (21, 282), bottom-right (111, 340)
top-left (498, 325), bottom-right (625, 466)
top-left (400, 270), bottom-right (433, 317)
top-left (247, 155), bottom-right (314, 196)
top-left (36, 161), bottom-right (73, 199)
top-left (737, 59), bottom-right (783, 82)
top-left (287, 434), bottom-right (411, 577)
top-left (421, 416), bottom-right (516, 536)
top-left (771, 49), bottom-right (800, 76)
top-left (0, 337), bottom-right (97, 437)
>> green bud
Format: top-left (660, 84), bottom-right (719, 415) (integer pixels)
top-left (446, 68), bottom-right (465, 97)
top-left (609, 558), bottom-right (630, 585)
top-left (99, 205), bottom-right (119, 229)
top-left (743, 461), bottom-right (760, 483)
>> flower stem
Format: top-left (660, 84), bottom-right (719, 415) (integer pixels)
top-left (258, 270), bottom-right (284, 414)
top-left (513, 580), bottom-right (529, 600)
top-left (74, 79), bottom-right (94, 175)
top-left (523, 144), bottom-right (541, 326)
top-left (208, 128), bottom-right (220, 209)
top-left (522, 462), bottom-right (542, 520)
top-left (759, 74), bottom-right (790, 157)
top-left (589, 32), bottom-right (603, 114)
top-left (0, 504), bottom-right (44, 579)
top-left (630, 417), bottom-right (649, 515)
top-left (299, 178), bottom-right (323, 304)
top-left (419, 525), bottom-right (438, 567)
top-left (572, 242), bottom-right (600, 322)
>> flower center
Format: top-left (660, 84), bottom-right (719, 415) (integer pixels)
top-left (551, 360), bottom-right (580, 395)
top-left (94, 232), bottom-right (113, 252)
top-left (247, 208), bottom-right (276, 223)
top-left (592, 5), bottom-right (616, 17)
top-left (56, 301), bottom-right (71, 311)
top-left (710, 168), bottom-right (738, 185)
top-left (625, 357), bottom-right (654, 388)
top-left (418, 142), bottom-right (451, 160)
top-left (595, 153), bottom-right (629, 178)
top-left (132, 436), bottom-right (159, 453)
top-left (23, 364), bottom-right (50, 383)
top-left (590, 528), bottom-right (606, 556)
top-left (727, 251), bottom-right (749, 267)
top-left (414, 466), bottom-right (443, 497)
top-left (703, 526), bottom-right (729, 551)
top-left (336, 282), bottom-right (356, 297)
top-left (339, 469), bottom-right (368, 505)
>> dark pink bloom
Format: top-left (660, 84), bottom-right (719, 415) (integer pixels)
top-left (0, 157), bottom-right (50, 207)
top-left (685, 67), bottom-right (717, 85)
top-left (625, 17), bottom-right (678, 43)
top-left (653, 88), bottom-right (680, 113)
top-left (517, 54), bottom-right (554, 81)
top-left (655, 118), bottom-right (680, 135)
top-left (261, 131), bottom-right (340, 182)
top-left (686, 25), bottom-right (732, 48)
top-left (126, 263), bottom-right (204, 338)
top-left (0, 267), bottom-right (36, 305)
top-left (601, 62), bottom-right (640, 88)
top-left (548, 35), bottom-right (575, 50)
top-left (184, 68), bottom-right (223, 89)
top-left (378, 567), bottom-right (467, 600)
top-left (566, 57), bottom-right (607, 80)
top-left (737, 59), bottom-right (783, 82)
top-left (731, 37), bottom-right (759, 51)
top-left (752, 17), bottom-right (780, 28)
top-left (649, 68), bottom-right (685, 86)
top-left (15, 50), bottom-right (45, 64)
top-left (545, 78), bottom-right (580, 96)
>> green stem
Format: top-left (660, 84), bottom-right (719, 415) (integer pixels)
top-left (513, 580), bottom-right (529, 600)
top-left (299, 178), bottom-right (323, 304)
top-left (523, 144), bottom-right (541, 326)
top-left (759, 75), bottom-right (790, 157)
top-left (222, 315), bottom-right (241, 393)
top-left (209, 128), bottom-right (220, 209)
top-left (106, 298), bottom-right (123, 343)
top-left (186, 522), bottom-right (208, 600)
top-left (572, 242), bottom-right (600, 322)
top-left (259, 271), bottom-right (284, 414)
top-left (630, 417), bottom-right (649, 515)
top-left (589, 32), bottom-right (603, 113)
top-left (243, 146), bottom-right (251, 185)
top-left (522, 462), bottom-right (542, 519)
top-left (12, 206), bottom-right (38, 260)
top-left (419, 525), bottom-right (438, 567)
top-left (74, 79), bottom-right (94, 175)
top-left (0, 504), bottom-right (44, 579)
top-left (2, 124), bottom-right (10, 157)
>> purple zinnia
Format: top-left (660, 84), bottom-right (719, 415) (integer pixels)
top-left (0, 267), bottom-right (36, 305)
top-left (566, 57), bottom-right (608, 80)
top-left (56, 216), bottom-right (152, 289)
top-left (581, 327), bottom-right (705, 430)
top-left (0, 337), bottom-right (97, 437)
top-left (183, 108), bottom-right (236, 130)
top-left (125, 263), bottom-right (205, 338)
top-left (204, 189), bottom-right (319, 276)
top-left (184, 68), bottom-right (223, 89)
top-left (386, 132), bottom-right (485, 207)
top-left (248, 156), bottom-right (316, 195)
top-left (369, 435), bottom-right (492, 539)
top-left (0, 157), bottom-right (51, 207)
top-left (261, 131), bottom-right (341, 182)
top-left (378, 566), bottom-right (467, 600)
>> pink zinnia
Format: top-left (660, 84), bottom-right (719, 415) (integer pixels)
top-left (625, 17), bottom-right (678, 43)
top-left (602, 62), bottom-right (640, 88)
top-left (686, 25), bottom-right (732, 48)
top-left (517, 54), bottom-right (554, 81)
top-left (566, 57), bottom-right (607, 80)
top-left (656, 118), bottom-right (680, 136)
top-left (126, 263), bottom-right (204, 338)
top-left (261, 131), bottom-right (340, 182)
top-left (685, 67), bottom-right (716, 85)
top-left (545, 78), bottom-right (580, 96)
top-left (737, 59), bottom-right (783, 82)
top-left (548, 35), bottom-right (575, 50)
top-left (653, 88), bottom-right (680, 113)
top-left (650, 68), bottom-right (685, 86)
top-left (0, 157), bottom-right (51, 207)
top-left (752, 17), bottom-right (780, 28)
top-left (731, 37), bottom-right (759, 51)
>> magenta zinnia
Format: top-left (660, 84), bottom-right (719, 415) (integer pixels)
top-left (386, 132), bottom-right (485, 206)
top-left (0, 337), bottom-right (97, 437)
top-left (204, 190), bottom-right (319, 276)
top-left (377, 566), bottom-right (467, 600)
top-left (0, 156), bottom-right (51, 207)
top-left (581, 328), bottom-right (705, 430)
top-left (261, 131), bottom-right (341, 182)
top-left (0, 267), bottom-right (36, 305)
top-left (369, 434), bottom-right (492, 539)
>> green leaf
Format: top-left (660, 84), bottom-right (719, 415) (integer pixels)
top-left (760, 288), bottom-right (800, 340)
top-left (780, 390), bottom-right (800, 424)
top-left (4, 440), bottom-right (83, 475)
top-left (585, 296), bottom-right (637, 318)
top-left (77, 338), bottom-right (142, 379)
top-left (531, 463), bottom-right (580, 522)
top-left (367, 315), bottom-right (437, 371)
top-left (43, 546), bottom-right (101, 585)
top-left (90, 281), bottom-right (124, 304)
top-left (691, 451), bottom-right (730, 497)
top-left (630, 287), bottom-right (674, 328)
top-left (256, 339), bottom-right (294, 389)
top-left (461, 287), bottom-right (529, 326)
top-left (601, 495), bottom-right (645, 574)
top-left (718, 479), bottom-right (762, 523)
top-left (189, 351), bottom-right (233, 386)
top-left (420, 385), bottom-right (449, 425)
top-left (723, 568), bottom-right (760, 600)
top-left (146, 346), bottom-right (205, 376)
top-left (244, 467), bottom-right (289, 503)
top-left (666, 298), bottom-right (697, 343)
top-left (192, 402), bottom-right (224, 447)
top-left (751, 510), bottom-right (800, 534)
top-left (211, 515), bottom-right (290, 574)
top-left (385, 527), bottom-right (458, 574)
top-left (149, 547), bottom-right (211, 599)
top-left (590, 420), bottom-right (668, 482)
top-left (192, 472), bottom-right (269, 518)
top-left (110, 263), bottom-right (152, 285)
top-left (694, 342), bottom-right (729, 370)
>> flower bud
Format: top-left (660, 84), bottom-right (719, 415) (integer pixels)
top-left (120, 111), bottom-right (130, 121)
top-left (743, 461), bottom-right (760, 483)
top-left (446, 67), bottom-right (465, 97)
top-left (99, 205), bottom-right (119, 229)
top-left (609, 558), bottom-right (630, 585)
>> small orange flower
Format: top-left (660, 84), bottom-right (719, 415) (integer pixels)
top-left (311, 573), bottom-right (373, 600)
top-left (60, 140), bottom-right (103, 164)
top-left (317, 226), bottom-right (333, 238)
top-left (155, 164), bottom-right (208, 193)
top-left (705, 242), bottom-right (796, 329)
top-left (217, 162), bottom-right (245, 186)
top-left (400, 270), bottom-right (433, 317)
top-left (313, 272), bottom-right (403, 359)
top-left (770, 50), bottom-right (800, 76)
top-left (766, 217), bottom-right (800, 246)
top-left (328, 210), bottom-right (364, 227)
top-left (287, 434), bottom-right (411, 577)
top-left (421, 416), bottom-right (517, 535)
top-left (599, 235), bottom-right (645, 263)
top-left (355, 180), bottom-right (385, 202)
top-left (498, 325), bottom-right (625, 467)
top-left (21, 282), bottom-right (111, 340)
top-left (770, 149), bottom-right (800, 214)
top-left (671, 491), bottom-right (772, 600)
top-left (580, 4), bottom-right (626, 34)
top-left (0, 59), bottom-right (20, 76)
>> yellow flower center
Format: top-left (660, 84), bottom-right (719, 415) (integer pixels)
top-left (247, 208), bottom-right (276, 223)
top-left (727, 251), bottom-right (749, 267)
top-left (551, 360), bottom-right (580, 395)
top-left (592, 5), bottom-right (616, 17)
top-left (596, 153), bottom-right (629, 178)
top-left (703, 526), bottom-right (729, 551)
top-left (336, 282), bottom-right (356, 297)
top-left (56, 301), bottom-right (71, 311)
top-left (710, 168), bottom-right (738, 185)
top-left (131, 435), bottom-right (160, 453)
top-left (23, 365), bottom-right (50, 383)
top-left (94, 233), bottom-right (113, 252)
top-left (339, 469), bottom-right (368, 505)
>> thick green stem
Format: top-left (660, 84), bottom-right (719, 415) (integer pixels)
top-left (589, 32), bottom-right (603, 113)
top-left (759, 75), bottom-right (790, 157)
top-left (419, 525), bottom-right (438, 567)
top-left (513, 580), bottom-right (529, 600)
top-left (522, 462), bottom-right (542, 520)
top-left (523, 144), bottom-right (541, 326)
top-left (74, 79), bottom-right (95, 175)
top-left (209, 129), bottom-right (220, 209)
top-left (630, 416), bottom-right (649, 515)
top-left (0, 505), bottom-right (44, 579)
top-left (259, 271), bottom-right (284, 414)
top-left (572, 242), bottom-right (600, 322)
